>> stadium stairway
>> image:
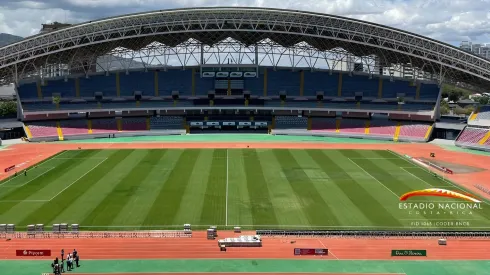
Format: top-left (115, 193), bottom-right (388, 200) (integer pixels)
top-left (478, 131), bottom-right (490, 145)
top-left (56, 121), bottom-right (64, 141)
top-left (23, 124), bottom-right (33, 139)
top-left (393, 122), bottom-right (401, 141)
top-left (469, 107), bottom-right (480, 121)
top-left (364, 120), bottom-right (370, 134)
top-left (88, 120), bottom-right (93, 134)
top-left (424, 125), bottom-right (434, 140)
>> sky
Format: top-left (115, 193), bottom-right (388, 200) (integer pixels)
top-left (0, 0), bottom-right (489, 46)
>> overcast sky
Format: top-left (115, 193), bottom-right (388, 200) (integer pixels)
top-left (0, 0), bottom-right (489, 46)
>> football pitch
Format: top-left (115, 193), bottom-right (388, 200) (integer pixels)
top-left (1, 148), bottom-right (489, 231)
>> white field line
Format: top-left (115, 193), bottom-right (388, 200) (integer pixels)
top-left (0, 167), bottom-right (55, 188)
top-left (225, 148), bottom-right (229, 226)
top-left (348, 158), bottom-right (401, 160)
top-left (51, 157), bottom-right (108, 160)
top-left (318, 239), bottom-right (339, 259)
top-left (47, 157), bottom-right (108, 201)
top-left (399, 167), bottom-right (432, 188)
top-left (347, 158), bottom-right (399, 198)
top-left (0, 199), bottom-right (48, 203)
top-left (386, 150), bottom-right (490, 205)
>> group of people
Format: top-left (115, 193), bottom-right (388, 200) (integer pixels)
top-left (51, 249), bottom-right (80, 274)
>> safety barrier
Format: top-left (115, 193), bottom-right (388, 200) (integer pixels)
top-left (256, 230), bottom-right (490, 239)
top-left (0, 230), bottom-right (192, 239)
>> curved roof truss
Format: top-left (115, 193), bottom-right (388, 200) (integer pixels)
top-left (1, 7), bottom-right (490, 89)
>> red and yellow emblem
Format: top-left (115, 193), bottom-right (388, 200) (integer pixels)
top-left (400, 188), bottom-right (481, 203)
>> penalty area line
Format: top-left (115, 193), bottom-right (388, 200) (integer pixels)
top-left (48, 157), bottom-right (108, 201)
top-left (0, 167), bottom-right (55, 188)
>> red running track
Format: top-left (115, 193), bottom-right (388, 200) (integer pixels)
top-left (3, 231), bottom-right (490, 260)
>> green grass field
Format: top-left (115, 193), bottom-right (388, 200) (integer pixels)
top-left (1, 148), bottom-right (489, 231)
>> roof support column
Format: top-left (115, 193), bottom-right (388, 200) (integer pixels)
top-left (255, 44), bottom-right (258, 65)
top-left (200, 44), bottom-right (204, 65)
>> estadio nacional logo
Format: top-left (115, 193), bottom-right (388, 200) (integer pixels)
top-left (398, 188), bottom-right (483, 215)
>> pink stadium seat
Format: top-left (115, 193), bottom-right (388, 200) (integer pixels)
top-left (456, 127), bottom-right (488, 145)
top-left (340, 119), bottom-right (365, 134)
top-left (91, 119), bottom-right (118, 134)
top-left (485, 137), bottom-right (490, 147)
top-left (398, 124), bottom-right (430, 139)
top-left (370, 120), bottom-right (396, 136)
top-left (27, 122), bottom-right (58, 137)
top-left (122, 118), bottom-right (147, 131)
top-left (60, 120), bottom-right (88, 136)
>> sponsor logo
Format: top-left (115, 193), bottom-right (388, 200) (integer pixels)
top-left (400, 188), bottom-right (481, 203)
top-left (4, 165), bottom-right (15, 173)
top-left (16, 249), bottom-right (51, 257)
top-left (391, 250), bottom-right (426, 256)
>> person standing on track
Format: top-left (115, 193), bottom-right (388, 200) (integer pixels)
top-left (61, 249), bottom-right (64, 261)
top-left (75, 253), bottom-right (80, 267)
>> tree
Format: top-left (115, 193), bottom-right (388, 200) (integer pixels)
top-left (0, 100), bottom-right (17, 117)
top-left (52, 95), bottom-right (61, 104)
top-left (448, 91), bottom-right (461, 102)
top-left (478, 96), bottom-right (489, 105)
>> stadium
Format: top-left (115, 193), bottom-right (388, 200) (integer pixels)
top-left (0, 6), bottom-right (490, 275)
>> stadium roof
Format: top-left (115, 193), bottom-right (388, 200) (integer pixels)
top-left (1, 7), bottom-right (490, 89)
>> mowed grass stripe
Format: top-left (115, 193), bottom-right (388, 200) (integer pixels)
top-left (226, 149), bottom-right (254, 226)
top-left (273, 149), bottom-right (340, 226)
top-left (257, 149), bottom-right (310, 227)
top-left (112, 150), bottom-right (184, 228)
top-left (243, 149), bottom-right (279, 226)
top-left (80, 150), bottom-right (167, 227)
top-left (0, 150), bottom-right (98, 214)
top-left (44, 150), bottom-right (143, 227)
top-left (291, 149), bottom-right (373, 227)
top-left (199, 149), bottom-right (227, 225)
top-left (374, 151), bottom-right (490, 224)
top-left (340, 150), bottom-right (446, 226)
top-left (142, 149), bottom-right (201, 226)
top-left (0, 151), bottom-right (110, 224)
top-left (18, 150), bottom-right (133, 226)
top-left (173, 149), bottom-right (215, 226)
top-left (310, 150), bottom-right (402, 227)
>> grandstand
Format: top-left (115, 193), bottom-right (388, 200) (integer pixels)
top-left (0, 7), bottom-right (489, 147)
top-left (3, 9), bottom-right (490, 275)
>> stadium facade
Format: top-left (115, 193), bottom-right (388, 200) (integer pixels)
top-left (0, 7), bottom-right (490, 150)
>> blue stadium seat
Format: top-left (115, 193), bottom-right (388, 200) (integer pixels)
top-left (120, 71), bottom-right (154, 96)
top-left (194, 74), bottom-right (215, 95)
top-left (341, 75), bottom-right (378, 98)
top-left (42, 78), bottom-right (76, 98)
top-left (150, 116), bottom-right (183, 129)
top-left (477, 106), bottom-right (490, 120)
top-left (275, 116), bottom-right (308, 129)
top-left (79, 74), bottom-right (117, 97)
top-left (17, 82), bottom-right (38, 99)
top-left (303, 71), bottom-right (338, 97)
top-left (419, 83), bottom-right (439, 100)
top-left (157, 70), bottom-right (192, 96)
top-left (244, 76), bottom-right (263, 96)
top-left (382, 80), bottom-right (417, 98)
top-left (267, 70), bottom-right (300, 96)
